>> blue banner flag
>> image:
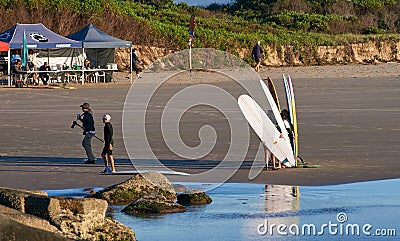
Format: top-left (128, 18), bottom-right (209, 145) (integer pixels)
top-left (21, 30), bottom-right (28, 70)
top-left (188, 15), bottom-right (195, 47)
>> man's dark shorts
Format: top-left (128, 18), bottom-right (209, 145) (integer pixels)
top-left (102, 146), bottom-right (112, 155)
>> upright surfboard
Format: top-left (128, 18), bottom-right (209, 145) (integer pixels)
top-left (282, 74), bottom-right (294, 148)
top-left (265, 77), bottom-right (281, 112)
top-left (287, 75), bottom-right (299, 159)
top-left (282, 74), bottom-right (298, 162)
top-left (259, 79), bottom-right (293, 164)
top-left (238, 94), bottom-right (295, 167)
top-left (282, 74), bottom-right (292, 118)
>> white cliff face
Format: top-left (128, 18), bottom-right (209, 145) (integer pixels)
top-left (115, 41), bottom-right (400, 70)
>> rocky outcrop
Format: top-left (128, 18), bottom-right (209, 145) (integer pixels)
top-left (0, 204), bottom-right (63, 237)
top-left (115, 45), bottom-right (171, 71)
top-left (91, 171), bottom-right (176, 205)
top-left (173, 184), bottom-right (187, 193)
top-left (91, 172), bottom-right (189, 216)
top-left (177, 190), bottom-right (212, 206)
top-left (0, 187), bottom-right (48, 213)
top-left (24, 196), bottom-right (109, 239)
top-left (88, 218), bottom-right (136, 241)
top-left (0, 187), bottom-right (136, 241)
top-left (246, 41), bottom-right (400, 66)
top-left (122, 193), bottom-right (186, 216)
top-left (0, 212), bottom-right (69, 241)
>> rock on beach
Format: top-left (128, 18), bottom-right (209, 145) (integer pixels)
top-left (0, 187), bottom-right (136, 241)
top-left (177, 190), bottom-right (212, 206)
top-left (91, 171), bottom-right (189, 216)
top-left (122, 193), bottom-right (186, 216)
top-left (90, 171), bottom-right (177, 205)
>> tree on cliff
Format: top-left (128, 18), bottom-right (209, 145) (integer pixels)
top-left (226, 0), bottom-right (400, 33)
top-left (135, 0), bottom-right (174, 5)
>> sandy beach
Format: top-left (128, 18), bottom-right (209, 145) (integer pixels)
top-left (0, 63), bottom-right (399, 190)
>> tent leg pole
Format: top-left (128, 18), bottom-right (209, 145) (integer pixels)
top-left (7, 50), bottom-right (10, 86)
top-left (82, 48), bottom-right (85, 85)
top-left (130, 47), bottom-right (133, 84)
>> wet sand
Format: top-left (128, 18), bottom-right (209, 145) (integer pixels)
top-left (0, 63), bottom-right (399, 190)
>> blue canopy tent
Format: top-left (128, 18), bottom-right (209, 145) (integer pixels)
top-left (67, 23), bottom-right (131, 49)
top-left (0, 23), bottom-right (83, 85)
top-left (67, 23), bottom-right (132, 82)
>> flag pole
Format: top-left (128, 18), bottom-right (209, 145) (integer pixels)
top-left (130, 46), bottom-right (133, 84)
top-left (188, 15), bottom-right (195, 79)
top-left (22, 30), bottom-right (28, 87)
top-left (189, 37), bottom-right (192, 73)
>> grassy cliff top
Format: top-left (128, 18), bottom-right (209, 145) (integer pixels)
top-left (0, 0), bottom-right (399, 61)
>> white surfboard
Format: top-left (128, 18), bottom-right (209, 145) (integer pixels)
top-left (259, 79), bottom-right (294, 164)
top-left (238, 94), bottom-right (295, 167)
top-left (101, 170), bottom-right (191, 176)
top-left (283, 74), bottom-right (297, 158)
top-left (287, 75), bottom-right (299, 159)
top-left (283, 74), bottom-right (292, 115)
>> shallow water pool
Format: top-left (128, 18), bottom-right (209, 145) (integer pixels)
top-left (109, 179), bottom-right (400, 241)
top-left (46, 179), bottom-right (400, 240)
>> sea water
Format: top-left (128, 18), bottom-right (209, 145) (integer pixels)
top-left (46, 179), bottom-right (400, 241)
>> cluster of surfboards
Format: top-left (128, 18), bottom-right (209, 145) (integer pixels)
top-left (238, 75), bottom-right (299, 168)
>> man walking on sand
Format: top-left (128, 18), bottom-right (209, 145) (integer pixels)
top-left (252, 41), bottom-right (264, 72)
top-left (101, 114), bottom-right (116, 173)
top-left (77, 103), bottom-right (97, 164)
top-left (126, 48), bottom-right (141, 79)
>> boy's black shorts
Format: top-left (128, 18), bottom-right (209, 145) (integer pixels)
top-left (102, 146), bottom-right (112, 155)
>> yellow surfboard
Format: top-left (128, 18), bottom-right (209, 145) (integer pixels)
top-left (287, 75), bottom-right (299, 161)
top-left (265, 77), bottom-right (281, 112)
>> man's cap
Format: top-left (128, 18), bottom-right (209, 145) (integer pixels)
top-left (80, 103), bottom-right (90, 109)
top-left (102, 114), bottom-right (111, 121)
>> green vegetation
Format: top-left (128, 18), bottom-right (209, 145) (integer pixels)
top-left (177, 191), bottom-right (212, 205)
top-left (228, 0), bottom-right (400, 34)
top-left (92, 187), bottom-right (142, 205)
top-left (122, 200), bottom-right (186, 215)
top-left (0, 0), bottom-right (399, 63)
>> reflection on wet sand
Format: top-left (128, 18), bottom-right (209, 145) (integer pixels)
top-left (264, 185), bottom-right (299, 213)
top-left (264, 184), bottom-right (300, 231)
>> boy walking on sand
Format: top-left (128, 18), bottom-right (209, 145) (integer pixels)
top-left (101, 114), bottom-right (116, 173)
